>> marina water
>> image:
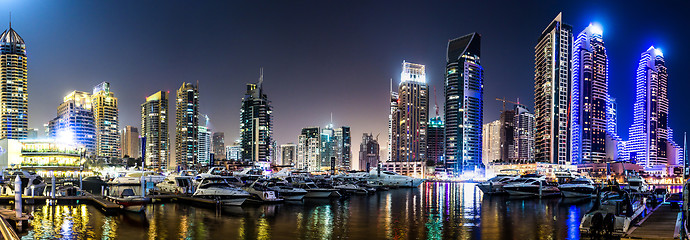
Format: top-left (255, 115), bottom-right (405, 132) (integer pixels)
top-left (17, 182), bottom-right (599, 239)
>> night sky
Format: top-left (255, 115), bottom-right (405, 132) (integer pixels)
top-left (3, 1), bottom-right (689, 168)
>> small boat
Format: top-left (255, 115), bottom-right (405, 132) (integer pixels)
top-left (107, 188), bottom-right (150, 212)
top-left (260, 179), bottom-right (307, 201)
top-left (503, 174), bottom-right (560, 197)
top-left (193, 177), bottom-right (250, 206)
top-left (244, 180), bottom-right (284, 203)
top-left (580, 189), bottom-right (646, 236)
top-left (157, 174), bottom-right (194, 194)
top-left (333, 181), bottom-right (369, 195)
top-left (288, 177), bottom-right (340, 198)
top-left (477, 174), bottom-right (519, 194)
top-left (558, 177), bottom-right (596, 198)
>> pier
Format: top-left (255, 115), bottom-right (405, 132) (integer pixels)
top-left (623, 203), bottom-right (682, 239)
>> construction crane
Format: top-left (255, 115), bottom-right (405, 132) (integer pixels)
top-left (495, 97), bottom-right (520, 113)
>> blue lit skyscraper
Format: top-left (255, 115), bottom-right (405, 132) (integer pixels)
top-left (240, 70), bottom-right (273, 163)
top-left (570, 24), bottom-right (609, 164)
top-left (444, 32), bottom-right (483, 174)
top-left (0, 24), bottom-right (28, 139)
top-left (627, 46), bottom-right (672, 168)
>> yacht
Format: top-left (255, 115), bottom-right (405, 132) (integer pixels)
top-left (503, 175), bottom-right (560, 197)
top-left (287, 177), bottom-right (340, 198)
top-left (193, 177), bottom-right (250, 206)
top-left (107, 188), bottom-right (150, 212)
top-left (623, 175), bottom-right (651, 193)
top-left (580, 189), bottom-right (646, 236)
top-left (3, 170), bottom-right (47, 196)
top-left (477, 175), bottom-right (519, 194)
top-left (558, 177), bottom-right (596, 198)
top-left (261, 179), bottom-right (307, 201)
top-left (333, 180), bottom-right (369, 195)
top-left (366, 168), bottom-right (424, 188)
top-left (233, 168), bottom-right (265, 184)
top-left (157, 174), bottom-right (195, 194)
top-left (110, 171), bottom-right (165, 185)
top-left (243, 180), bottom-right (284, 203)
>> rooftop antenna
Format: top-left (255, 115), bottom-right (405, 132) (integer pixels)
top-left (330, 112), bottom-right (333, 128)
top-left (433, 86), bottom-right (439, 117)
top-left (8, 12), bottom-right (10, 29)
top-left (389, 78), bottom-right (393, 93)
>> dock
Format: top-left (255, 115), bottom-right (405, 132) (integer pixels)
top-left (624, 203), bottom-right (681, 239)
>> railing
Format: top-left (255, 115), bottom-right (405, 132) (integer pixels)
top-left (0, 216), bottom-right (20, 240)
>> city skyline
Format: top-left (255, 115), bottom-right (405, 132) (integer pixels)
top-left (1, 1), bottom-right (689, 167)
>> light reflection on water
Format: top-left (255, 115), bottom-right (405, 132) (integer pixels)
top-left (18, 182), bottom-right (594, 239)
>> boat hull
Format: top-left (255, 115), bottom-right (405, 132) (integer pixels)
top-left (559, 186), bottom-right (595, 198)
top-left (305, 190), bottom-right (339, 198)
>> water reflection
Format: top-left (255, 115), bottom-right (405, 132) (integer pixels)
top-left (18, 182), bottom-right (595, 239)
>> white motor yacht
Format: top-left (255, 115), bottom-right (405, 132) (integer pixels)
top-left (623, 175), bottom-right (650, 193)
top-left (580, 190), bottom-right (646, 236)
top-left (287, 177), bottom-right (340, 198)
top-left (261, 179), bottom-right (307, 201)
top-left (157, 174), bottom-right (195, 194)
top-left (558, 177), bottom-right (596, 198)
top-left (476, 175), bottom-right (519, 194)
top-left (503, 175), bottom-right (560, 197)
top-left (366, 168), bottom-right (424, 188)
top-left (111, 171), bottom-right (165, 185)
top-left (243, 180), bottom-right (284, 203)
top-left (193, 177), bottom-right (250, 206)
top-left (4, 170), bottom-right (47, 196)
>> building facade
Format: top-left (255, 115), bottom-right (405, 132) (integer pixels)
top-left (359, 133), bottom-right (379, 171)
top-left (279, 143), bottom-right (296, 166)
top-left (386, 61), bottom-right (428, 176)
top-left (427, 116), bottom-right (444, 167)
top-left (571, 24), bottom-right (609, 164)
top-left (92, 82), bottom-right (120, 159)
top-left (141, 91), bottom-right (169, 170)
top-left (482, 120), bottom-right (500, 166)
top-left (334, 126), bottom-right (351, 170)
top-left (198, 126), bottom-right (211, 166)
top-left (226, 144), bottom-right (241, 161)
top-left (0, 25), bottom-right (28, 139)
top-left (212, 132), bottom-right (225, 160)
top-left (511, 104), bottom-right (535, 163)
top-left (240, 71), bottom-right (273, 163)
top-left (534, 13), bottom-right (572, 165)
top-left (48, 91), bottom-right (96, 155)
top-left (121, 126), bottom-right (140, 158)
top-left (445, 32), bottom-right (483, 174)
top-left (175, 82), bottom-right (199, 168)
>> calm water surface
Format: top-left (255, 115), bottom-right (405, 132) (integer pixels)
top-left (18, 182), bottom-right (595, 239)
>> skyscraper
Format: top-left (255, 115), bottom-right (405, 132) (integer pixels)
top-left (320, 125), bottom-right (335, 169)
top-left (359, 133), bottom-right (379, 171)
top-left (226, 144), bottom-right (241, 161)
top-left (334, 126), bottom-right (351, 170)
top-left (121, 126), bottom-right (140, 158)
top-left (212, 132), bottom-right (225, 160)
top-left (627, 46), bottom-right (677, 168)
top-left (198, 126), bottom-right (211, 166)
top-left (48, 91), bottom-right (96, 155)
top-left (141, 91), bottom-right (169, 170)
top-left (511, 104), bottom-right (536, 163)
top-left (297, 127), bottom-right (320, 172)
top-left (92, 82), bottom-right (120, 159)
top-left (499, 109), bottom-right (515, 163)
top-left (0, 24), bottom-right (28, 139)
top-left (387, 79), bottom-right (399, 163)
top-left (280, 143), bottom-right (296, 166)
top-left (427, 116), bottom-right (444, 167)
top-left (570, 24), bottom-right (609, 164)
top-left (240, 70), bottom-right (273, 163)
top-left (534, 13), bottom-right (572, 165)
top-left (175, 82), bottom-right (199, 168)
top-left (482, 120), bottom-right (500, 166)
top-left (445, 32), bottom-right (483, 174)
top-left (387, 61), bottom-right (428, 176)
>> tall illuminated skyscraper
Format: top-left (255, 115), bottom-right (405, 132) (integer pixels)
top-left (175, 82), bottom-right (199, 168)
top-left (511, 104), bottom-right (535, 163)
top-left (240, 70), bottom-right (273, 163)
top-left (198, 126), bottom-right (211, 166)
top-left (359, 133), bottom-right (379, 171)
top-left (387, 61), bottom-right (428, 176)
top-left (627, 46), bottom-right (676, 168)
top-left (427, 116), bottom-right (444, 167)
top-left (0, 24), bottom-right (28, 139)
top-left (445, 32), bottom-right (483, 174)
top-left (482, 120), bottom-right (500, 166)
top-left (212, 132), bottom-right (225, 160)
top-left (296, 127), bottom-right (320, 172)
top-left (570, 24), bottom-right (609, 164)
top-left (121, 125), bottom-right (140, 158)
top-left (92, 82), bottom-right (120, 159)
top-left (387, 79), bottom-right (398, 163)
top-left (48, 91), bottom-right (96, 155)
top-left (141, 91), bottom-right (169, 170)
top-left (534, 13), bottom-right (572, 165)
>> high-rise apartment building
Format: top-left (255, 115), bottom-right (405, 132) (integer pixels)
top-left (175, 82), bottom-right (199, 168)
top-left (511, 104), bottom-right (535, 163)
top-left (0, 25), bottom-right (27, 139)
top-left (92, 82), bottom-right (120, 159)
top-left (482, 120), bottom-right (500, 166)
top-left (226, 144), bottom-right (241, 161)
top-left (388, 79), bottom-right (398, 163)
top-left (212, 132), bottom-right (225, 160)
top-left (387, 61), bottom-right (428, 176)
top-left (240, 71), bottom-right (273, 163)
top-left (198, 126), bottom-right (211, 166)
top-left (297, 127), bottom-right (320, 172)
top-left (48, 91), bottom-right (96, 155)
top-left (359, 133), bottom-right (379, 171)
top-left (121, 126), bottom-right (140, 158)
top-left (571, 24), bottom-right (609, 164)
top-left (427, 116), bottom-right (444, 166)
top-left (280, 143), bottom-right (296, 166)
top-left (334, 126), bottom-right (351, 170)
top-left (627, 46), bottom-right (680, 168)
top-left (534, 13), bottom-right (572, 165)
top-left (445, 32), bottom-right (483, 174)
top-left (141, 91), bottom-right (169, 170)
